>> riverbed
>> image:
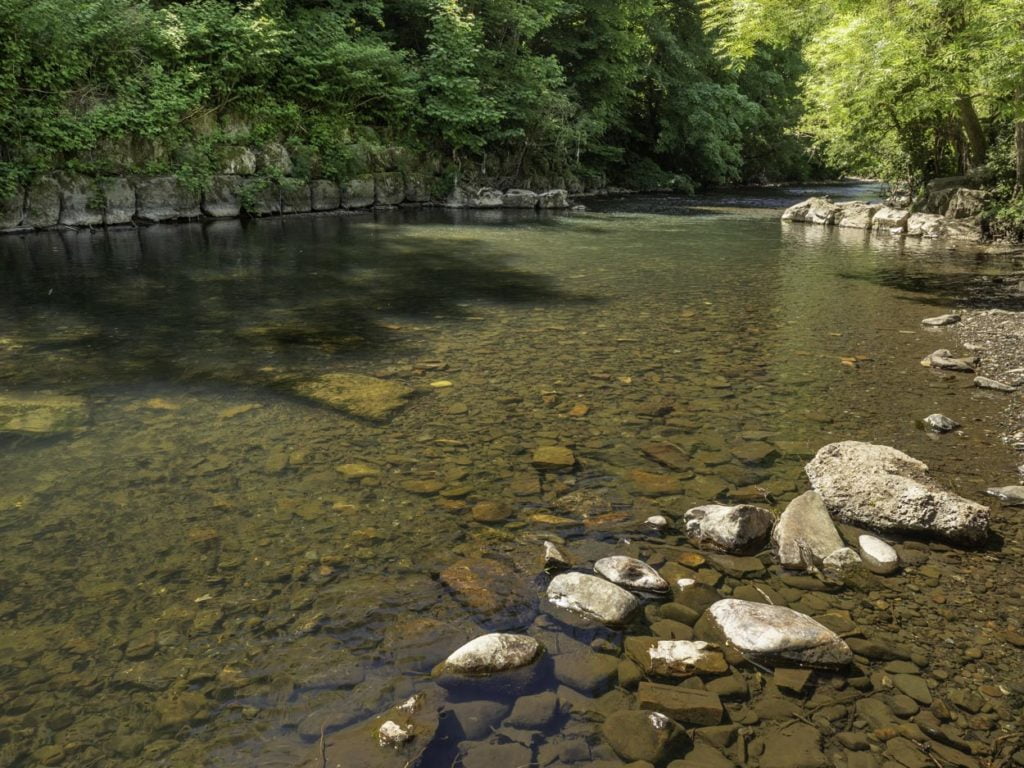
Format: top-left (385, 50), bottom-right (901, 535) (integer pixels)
top-left (1, 187), bottom-right (1022, 767)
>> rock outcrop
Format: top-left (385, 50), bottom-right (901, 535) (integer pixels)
top-left (804, 441), bottom-right (990, 544)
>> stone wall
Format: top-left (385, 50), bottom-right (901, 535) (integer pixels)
top-left (780, 194), bottom-right (983, 242)
top-left (0, 149), bottom-right (574, 235)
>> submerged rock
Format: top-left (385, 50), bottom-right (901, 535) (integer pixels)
top-left (986, 486), bottom-right (1024, 506)
top-left (531, 445), bottom-right (576, 471)
top-left (805, 441), bottom-right (990, 545)
top-left (682, 504), bottom-right (773, 554)
top-left (772, 491), bottom-right (844, 571)
top-left (543, 540), bottom-right (571, 571)
top-left (602, 709), bottom-right (691, 765)
top-left (923, 413), bottom-right (960, 433)
top-left (438, 557), bottom-right (534, 627)
top-left (546, 572), bottom-right (641, 626)
top-left (291, 372), bottom-right (413, 421)
top-left (921, 349), bottom-right (977, 372)
top-left (0, 393), bottom-right (89, 436)
top-left (858, 534), bottom-right (900, 575)
top-left (626, 638), bottom-right (728, 678)
top-left (637, 683), bottom-right (723, 726)
top-left (594, 555), bottom-right (670, 594)
top-left (921, 314), bottom-right (961, 327)
top-left (696, 599), bottom-right (852, 669)
top-left (320, 689), bottom-right (442, 768)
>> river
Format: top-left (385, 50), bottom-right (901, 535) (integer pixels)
top-left (1, 186), bottom-right (1021, 767)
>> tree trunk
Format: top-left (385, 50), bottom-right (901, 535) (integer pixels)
top-left (1016, 119), bottom-right (1024, 194)
top-left (956, 95), bottom-right (987, 167)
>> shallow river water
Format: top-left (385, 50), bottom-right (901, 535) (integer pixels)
top-left (1, 187), bottom-right (1023, 768)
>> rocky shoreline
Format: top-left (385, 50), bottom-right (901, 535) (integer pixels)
top-left (308, 374), bottom-right (1024, 767)
top-left (0, 166), bottom-right (575, 235)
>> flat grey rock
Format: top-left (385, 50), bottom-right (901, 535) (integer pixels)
top-left (986, 486), bottom-right (1024, 506)
top-left (683, 504), bottom-right (773, 554)
top-left (805, 441), bottom-right (989, 545)
top-left (921, 314), bottom-right (961, 327)
top-left (547, 572), bottom-right (641, 626)
top-left (594, 555), bottom-right (670, 594)
top-left (772, 490), bottom-right (844, 571)
top-left (975, 376), bottom-right (1017, 392)
top-left (696, 599), bottom-right (852, 669)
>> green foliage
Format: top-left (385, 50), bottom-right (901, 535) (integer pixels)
top-left (0, 0), bottom-right (822, 199)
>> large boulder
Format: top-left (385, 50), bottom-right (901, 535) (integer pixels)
top-left (220, 147), bottom-right (257, 176)
top-left (833, 201), bottom-right (880, 229)
top-left (257, 142), bottom-right (293, 176)
top-left (102, 177), bottom-right (136, 225)
top-left (135, 176), bottom-right (201, 222)
top-left (23, 176), bottom-right (61, 228)
top-left (538, 189), bottom-right (570, 209)
top-left (804, 441), bottom-right (990, 544)
top-left (871, 206), bottom-right (910, 233)
top-left (0, 189), bottom-right (24, 230)
top-left (280, 182), bottom-right (312, 214)
top-left (695, 599), bottom-right (852, 669)
top-left (58, 175), bottom-right (104, 227)
top-left (446, 186), bottom-right (504, 208)
top-left (546, 572), bottom-right (641, 626)
top-left (922, 176), bottom-right (968, 214)
top-left (683, 504), bottom-right (773, 555)
top-left (341, 176), bottom-right (376, 209)
top-left (310, 179), bottom-right (341, 211)
top-left (290, 372), bottom-right (413, 421)
top-left (781, 197), bottom-right (838, 225)
top-left (202, 175), bottom-right (244, 218)
top-left (502, 189), bottom-right (539, 209)
top-left (243, 181), bottom-right (282, 216)
top-left (594, 555), bottom-right (670, 594)
top-left (945, 188), bottom-right (987, 219)
top-left (375, 172), bottom-right (406, 205)
top-left (905, 212), bottom-right (943, 238)
top-left (771, 491), bottom-right (844, 571)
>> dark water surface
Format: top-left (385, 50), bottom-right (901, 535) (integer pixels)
top-left (1, 187), bottom-right (1021, 767)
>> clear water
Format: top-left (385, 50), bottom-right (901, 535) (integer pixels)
top-left (1, 186), bottom-right (1019, 767)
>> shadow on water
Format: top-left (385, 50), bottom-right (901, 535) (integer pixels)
top-left (0, 215), bottom-right (599, 394)
top-left (837, 260), bottom-right (1024, 311)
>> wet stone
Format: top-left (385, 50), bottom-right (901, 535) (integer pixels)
top-left (532, 445), bottom-right (576, 471)
top-left (602, 709), bottom-right (691, 765)
top-left (637, 682), bottom-right (723, 726)
top-left (460, 742), bottom-right (532, 768)
top-left (631, 469), bottom-right (684, 496)
top-left (552, 651), bottom-right (618, 695)
top-left (986, 486), bottom-right (1024, 506)
top-left (291, 372), bottom-right (414, 421)
top-left (892, 674), bottom-right (932, 705)
top-left (683, 504), bottom-right (773, 554)
top-left (705, 553), bottom-right (765, 578)
top-left (626, 637), bottom-right (729, 678)
top-left (546, 572), bottom-right (641, 626)
top-left (923, 413), bottom-right (960, 433)
top-left (595, 556), bottom-right (670, 594)
top-left (505, 691), bottom-right (558, 729)
top-left (696, 599), bottom-right (852, 669)
top-left (447, 700), bottom-right (510, 741)
top-left (759, 723), bottom-right (826, 768)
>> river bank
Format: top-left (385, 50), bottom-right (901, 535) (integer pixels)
top-left (2, 198), bottom-right (1022, 768)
